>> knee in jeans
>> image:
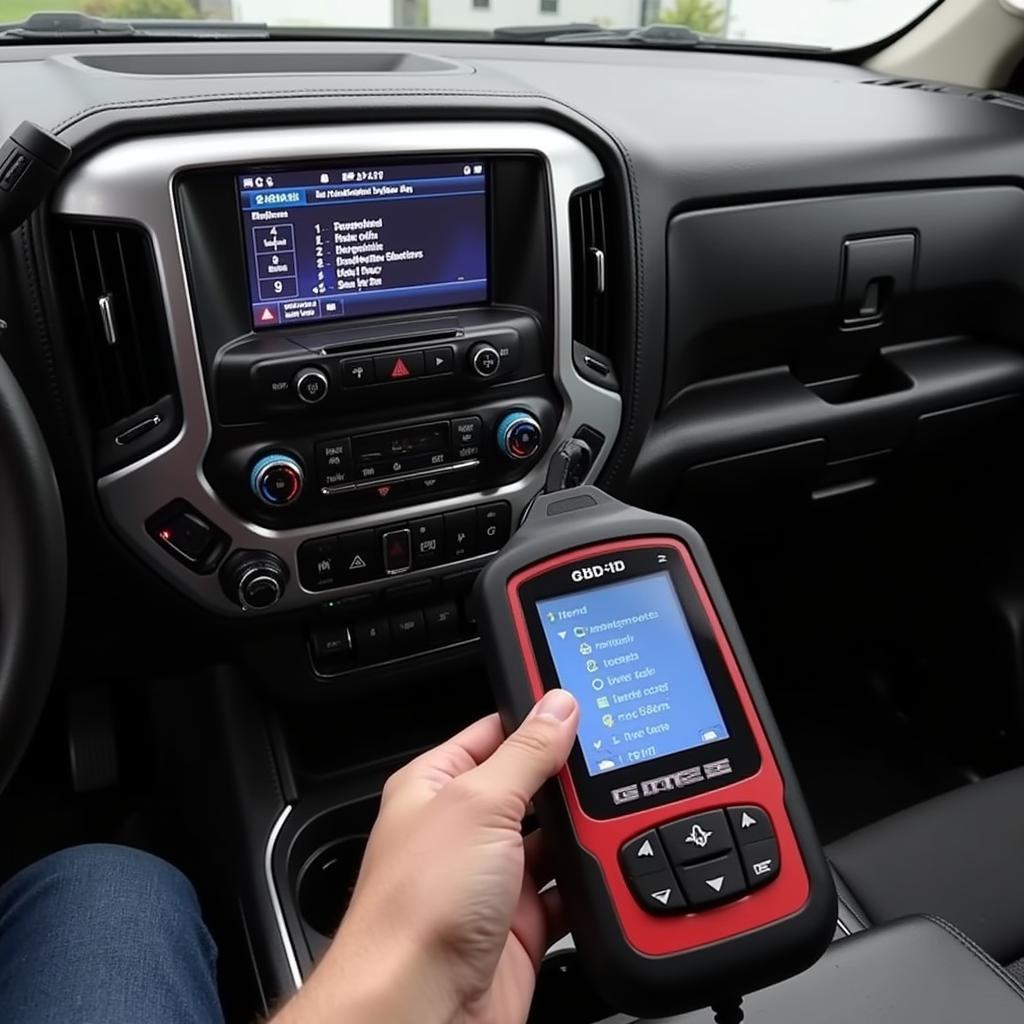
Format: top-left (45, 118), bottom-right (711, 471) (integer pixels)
top-left (38, 844), bottom-right (199, 911)
top-left (11, 843), bottom-right (211, 959)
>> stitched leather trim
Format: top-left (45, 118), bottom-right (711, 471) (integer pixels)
top-left (926, 915), bottom-right (1024, 1004)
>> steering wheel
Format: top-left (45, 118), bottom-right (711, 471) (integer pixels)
top-left (0, 350), bottom-right (66, 794)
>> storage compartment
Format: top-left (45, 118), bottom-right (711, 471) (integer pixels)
top-left (645, 184), bottom-right (1024, 533)
top-left (629, 338), bottom-right (1024, 530)
top-left (664, 186), bottom-right (1024, 407)
top-left (804, 356), bottom-right (912, 405)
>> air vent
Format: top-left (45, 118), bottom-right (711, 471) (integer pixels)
top-left (569, 185), bottom-right (609, 357)
top-left (63, 223), bottom-right (174, 430)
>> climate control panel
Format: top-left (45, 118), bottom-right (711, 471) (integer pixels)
top-left (206, 397), bottom-right (555, 530)
top-left (314, 416), bottom-right (482, 495)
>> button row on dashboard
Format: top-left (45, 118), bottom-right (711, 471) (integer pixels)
top-left (309, 596), bottom-right (469, 676)
top-left (298, 501), bottom-right (511, 592)
top-left (340, 346), bottom-right (456, 386)
top-left (619, 805), bottom-right (780, 915)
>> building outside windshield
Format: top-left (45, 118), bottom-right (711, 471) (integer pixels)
top-left (0, 0), bottom-right (940, 52)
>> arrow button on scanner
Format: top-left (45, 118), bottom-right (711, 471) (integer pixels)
top-left (679, 852), bottom-right (746, 907)
top-left (620, 829), bottom-right (670, 879)
top-left (727, 805), bottom-right (774, 845)
top-left (634, 871), bottom-right (686, 914)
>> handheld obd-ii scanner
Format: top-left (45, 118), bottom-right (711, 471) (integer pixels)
top-left (474, 486), bottom-right (836, 1019)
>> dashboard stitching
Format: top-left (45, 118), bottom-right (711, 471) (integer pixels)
top-left (51, 88), bottom-right (546, 134)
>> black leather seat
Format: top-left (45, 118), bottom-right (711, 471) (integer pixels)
top-left (827, 767), bottom-right (1024, 976)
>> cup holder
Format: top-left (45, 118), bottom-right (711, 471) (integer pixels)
top-left (296, 836), bottom-right (368, 939)
top-left (285, 800), bottom-right (610, 1024)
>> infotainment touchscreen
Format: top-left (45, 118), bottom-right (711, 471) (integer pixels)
top-left (535, 571), bottom-right (730, 778)
top-left (237, 160), bottom-right (488, 329)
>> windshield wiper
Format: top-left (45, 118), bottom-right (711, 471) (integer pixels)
top-left (0, 11), bottom-right (270, 41)
top-left (495, 22), bottom-right (830, 54)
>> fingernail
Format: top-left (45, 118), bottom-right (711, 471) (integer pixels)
top-left (532, 689), bottom-right (577, 722)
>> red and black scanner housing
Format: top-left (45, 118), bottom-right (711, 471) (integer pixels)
top-left (474, 487), bottom-right (836, 1018)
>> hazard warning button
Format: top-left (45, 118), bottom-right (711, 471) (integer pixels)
top-left (374, 351), bottom-right (425, 382)
top-left (335, 529), bottom-right (380, 583)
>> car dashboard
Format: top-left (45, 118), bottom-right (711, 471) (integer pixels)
top-left (5, 32), bottom-right (1024, 1018)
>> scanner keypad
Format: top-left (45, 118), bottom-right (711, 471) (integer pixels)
top-left (619, 804), bottom-right (780, 913)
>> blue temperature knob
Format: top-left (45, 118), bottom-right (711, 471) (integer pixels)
top-left (250, 453), bottom-right (304, 507)
top-left (497, 411), bottom-right (543, 461)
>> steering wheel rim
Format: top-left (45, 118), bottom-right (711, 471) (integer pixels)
top-left (0, 350), bottom-right (66, 795)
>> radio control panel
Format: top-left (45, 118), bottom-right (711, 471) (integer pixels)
top-left (214, 309), bottom-right (536, 425)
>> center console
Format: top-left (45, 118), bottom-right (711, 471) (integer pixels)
top-left (52, 124), bottom-right (623, 672)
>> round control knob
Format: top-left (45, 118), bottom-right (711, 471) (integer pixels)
top-left (294, 367), bottom-right (329, 405)
top-left (497, 411), bottom-right (543, 461)
top-left (470, 342), bottom-right (501, 379)
top-left (250, 453), bottom-right (303, 507)
top-left (221, 551), bottom-right (289, 611)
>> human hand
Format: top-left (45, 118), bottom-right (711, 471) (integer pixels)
top-left (271, 688), bottom-right (579, 1024)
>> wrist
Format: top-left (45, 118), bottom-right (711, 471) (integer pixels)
top-left (272, 906), bottom-right (458, 1024)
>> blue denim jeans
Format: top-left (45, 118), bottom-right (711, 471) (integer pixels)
top-left (0, 844), bottom-right (225, 1024)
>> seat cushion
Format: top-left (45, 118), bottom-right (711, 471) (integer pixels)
top-left (675, 916), bottom-right (1024, 1024)
top-left (828, 767), bottom-right (1024, 964)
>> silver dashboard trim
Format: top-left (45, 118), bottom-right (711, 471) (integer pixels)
top-left (264, 803), bottom-right (303, 991)
top-left (53, 123), bottom-right (621, 616)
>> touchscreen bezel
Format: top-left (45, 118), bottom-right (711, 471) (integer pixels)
top-left (517, 541), bottom-right (761, 820)
top-left (234, 156), bottom-right (492, 332)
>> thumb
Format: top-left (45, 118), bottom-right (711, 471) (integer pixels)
top-left (467, 690), bottom-right (579, 815)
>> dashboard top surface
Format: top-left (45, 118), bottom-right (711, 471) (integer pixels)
top-left (0, 40), bottom-right (1022, 204)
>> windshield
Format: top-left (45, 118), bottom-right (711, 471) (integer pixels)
top-left (0, 0), bottom-right (940, 51)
